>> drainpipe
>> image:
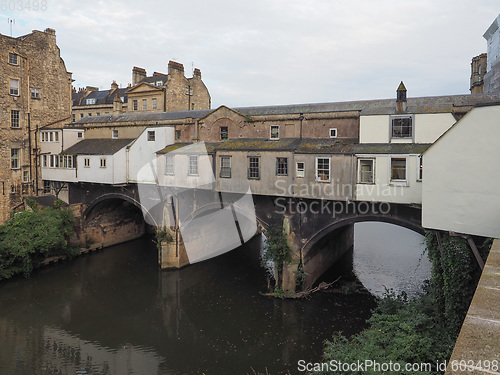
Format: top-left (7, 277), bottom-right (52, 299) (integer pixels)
top-left (350, 154), bottom-right (354, 200)
top-left (299, 113), bottom-right (304, 139)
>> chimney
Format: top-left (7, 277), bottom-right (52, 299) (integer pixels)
top-left (132, 66), bottom-right (147, 85)
top-left (168, 60), bottom-right (185, 76)
top-left (44, 28), bottom-right (56, 45)
top-left (113, 93), bottom-right (123, 115)
top-left (193, 68), bottom-right (201, 79)
top-left (111, 80), bottom-right (119, 90)
top-left (396, 81), bottom-right (407, 112)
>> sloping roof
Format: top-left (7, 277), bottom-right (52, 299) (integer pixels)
top-left (156, 139), bottom-right (429, 155)
top-left (73, 109), bottom-right (212, 125)
top-left (63, 138), bottom-right (134, 155)
top-left (72, 88), bottom-right (129, 107)
top-left (139, 75), bottom-right (168, 86)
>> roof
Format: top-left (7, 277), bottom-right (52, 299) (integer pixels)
top-left (139, 75), bottom-right (168, 86)
top-left (63, 138), bottom-right (134, 155)
top-left (157, 139), bottom-right (430, 155)
top-left (73, 109), bottom-right (212, 125)
top-left (72, 87), bottom-right (128, 106)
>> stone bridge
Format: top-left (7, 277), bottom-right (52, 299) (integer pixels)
top-left (69, 182), bottom-right (423, 291)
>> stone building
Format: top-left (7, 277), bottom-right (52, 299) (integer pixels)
top-left (0, 28), bottom-right (72, 223)
top-left (71, 61), bottom-right (211, 121)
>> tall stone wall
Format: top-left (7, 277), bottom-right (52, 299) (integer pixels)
top-left (0, 28), bottom-right (72, 224)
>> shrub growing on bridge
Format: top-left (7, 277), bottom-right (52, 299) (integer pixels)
top-left (0, 206), bottom-right (76, 281)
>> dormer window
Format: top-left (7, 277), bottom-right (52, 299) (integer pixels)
top-left (391, 116), bottom-right (413, 138)
top-left (86, 98), bottom-right (97, 105)
top-left (156, 81), bottom-right (163, 86)
top-left (112, 129), bottom-right (118, 139)
top-left (329, 128), bottom-right (337, 138)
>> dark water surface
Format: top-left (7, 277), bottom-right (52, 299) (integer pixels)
top-left (0, 235), bottom-right (376, 375)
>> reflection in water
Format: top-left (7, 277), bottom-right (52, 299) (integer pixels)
top-left (0, 235), bottom-right (376, 375)
top-left (353, 222), bottom-right (431, 298)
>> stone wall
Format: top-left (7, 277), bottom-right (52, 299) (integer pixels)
top-left (0, 28), bottom-right (72, 224)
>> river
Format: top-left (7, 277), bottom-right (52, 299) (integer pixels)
top-left (0, 223), bottom-right (429, 375)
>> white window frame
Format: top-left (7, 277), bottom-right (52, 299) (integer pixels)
top-left (11, 110), bottom-right (20, 128)
top-left (188, 155), bottom-right (198, 176)
top-left (10, 78), bottom-right (19, 96)
top-left (100, 158), bottom-right (107, 168)
top-left (296, 162), bottom-right (305, 178)
top-left (248, 156), bottom-right (260, 179)
top-left (220, 156), bottom-right (231, 178)
top-left (357, 158), bottom-right (375, 184)
top-left (152, 98), bottom-right (157, 110)
top-left (84, 158), bottom-right (90, 168)
top-left (329, 128), bottom-right (338, 138)
top-left (112, 129), bottom-right (118, 139)
top-left (30, 88), bottom-right (40, 99)
top-left (165, 155), bottom-right (174, 175)
top-left (11, 148), bottom-right (20, 169)
top-left (390, 156), bottom-right (408, 185)
top-left (391, 116), bottom-right (413, 139)
top-left (270, 125), bottom-right (280, 140)
top-left (315, 157), bottom-right (331, 182)
top-left (77, 132), bottom-right (83, 139)
top-left (86, 98), bottom-right (97, 105)
top-left (42, 154), bottom-right (48, 167)
top-left (23, 170), bottom-right (29, 183)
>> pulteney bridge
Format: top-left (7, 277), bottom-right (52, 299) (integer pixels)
top-left (69, 181), bottom-right (423, 291)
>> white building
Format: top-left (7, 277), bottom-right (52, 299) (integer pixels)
top-left (422, 104), bottom-right (500, 238)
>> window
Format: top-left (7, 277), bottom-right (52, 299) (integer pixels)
top-left (80, 113), bottom-right (84, 119)
top-left (152, 98), bottom-right (157, 110)
top-left (270, 125), bottom-right (279, 140)
top-left (77, 132), bottom-right (83, 139)
top-left (391, 117), bottom-right (412, 138)
top-left (55, 132), bottom-right (59, 142)
top-left (62, 155), bottom-right (74, 169)
top-left (133, 100), bottom-right (138, 111)
top-left (165, 155), bottom-right (174, 175)
top-left (72, 114), bottom-right (76, 122)
top-left (417, 156), bottom-right (423, 181)
top-left (112, 129), bottom-right (118, 139)
top-left (296, 162), bottom-right (305, 178)
top-left (42, 155), bottom-right (47, 167)
top-left (86, 98), bottom-right (97, 105)
top-left (23, 171), bottom-right (29, 183)
top-left (11, 184), bottom-right (16, 194)
top-left (9, 53), bottom-right (18, 65)
top-left (30, 88), bottom-right (40, 99)
top-left (316, 157), bottom-right (330, 182)
top-left (147, 131), bottom-right (155, 142)
top-left (87, 113), bottom-right (92, 117)
top-left (142, 99), bottom-right (147, 110)
top-left (96, 112), bottom-right (100, 116)
top-left (10, 79), bottom-right (19, 96)
top-left (220, 126), bottom-right (228, 140)
top-left (11, 149), bottom-right (20, 169)
top-left (84, 158), bottom-right (90, 168)
top-left (220, 156), bottom-right (231, 178)
top-left (100, 158), bottom-right (107, 168)
top-left (248, 156), bottom-right (260, 179)
top-left (358, 159), bottom-right (374, 184)
top-left (276, 157), bottom-right (288, 176)
top-left (11, 110), bottom-right (20, 128)
top-left (155, 81), bottom-right (163, 87)
top-left (188, 155), bottom-right (198, 176)
top-left (191, 103), bottom-right (195, 110)
top-left (329, 128), bottom-right (337, 138)
top-left (391, 158), bottom-right (407, 182)
top-left (43, 181), bottom-right (51, 194)
top-left (175, 130), bottom-right (181, 140)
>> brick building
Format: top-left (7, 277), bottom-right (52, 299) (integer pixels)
top-left (0, 28), bottom-right (72, 223)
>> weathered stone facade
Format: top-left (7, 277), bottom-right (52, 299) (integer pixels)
top-left (470, 53), bottom-right (487, 94)
top-left (0, 28), bottom-right (72, 223)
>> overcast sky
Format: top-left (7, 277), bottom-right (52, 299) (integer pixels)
top-left (1, 1), bottom-right (499, 108)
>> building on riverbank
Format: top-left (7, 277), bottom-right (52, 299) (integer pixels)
top-left (0, 28), bottom-right (73, 224)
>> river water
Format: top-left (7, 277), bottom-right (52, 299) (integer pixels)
top-left (0, 223), bottom-right (429, 375)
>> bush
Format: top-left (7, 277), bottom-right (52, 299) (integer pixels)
top-left (0, 207), bottom-right (76, 281)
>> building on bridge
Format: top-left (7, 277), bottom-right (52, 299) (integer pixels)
top-left (0, 28), bottom-right (72, 224)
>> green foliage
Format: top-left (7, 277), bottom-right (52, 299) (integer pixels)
top-left (155, 228), bottom-right (174, 251)
top-left (320, 231), bottom-right (493, 375)
top-left (0, 207), bottom-right (75, 281)
top-left (261, 225), bottom-right (291, 271)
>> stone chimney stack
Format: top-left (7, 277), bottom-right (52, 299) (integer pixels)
top-left (44, 28), bottom-right (56, 45)
top-left (132, 66), bottom-right (147, 85)
top-left (111, 80), bottom-right (119, 90)
top-left (396, 81), bottom-right (407, 112)
top-left (193, 68), bottom-right (202, 79)
top-left (168, 61), bottom-right (185, 77)
top-left (113, 93), bottom-right (123, 115)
